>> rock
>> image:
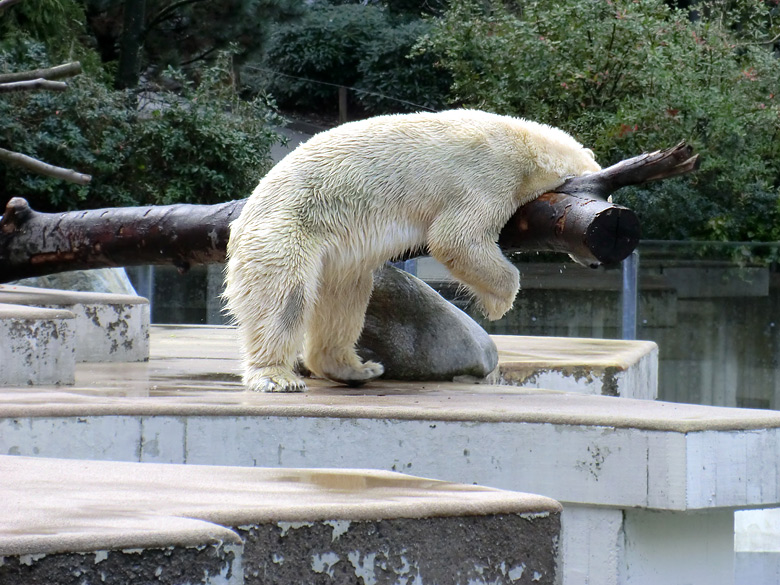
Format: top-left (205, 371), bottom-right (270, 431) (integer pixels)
top-left (11, 268), bottom-right (138, 295)
top-left (358, 265), bottom-right (498, 381)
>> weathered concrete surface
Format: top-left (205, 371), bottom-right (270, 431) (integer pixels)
top-left (0, 455), bottom-right (561, 585)
top-left (494, 334), bottom-right (658, 399)
top-left (0, 284), bottom-right (149, 363)
top-left (0, 303), bottom-right (75, 385)
top-left (1, 325), bottom-right (776, 585)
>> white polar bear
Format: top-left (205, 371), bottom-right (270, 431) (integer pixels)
top-left (224, 109), bottom-right (600, 392)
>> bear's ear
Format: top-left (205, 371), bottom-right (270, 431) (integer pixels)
top-left (584, 148), bottom-right (596, 160)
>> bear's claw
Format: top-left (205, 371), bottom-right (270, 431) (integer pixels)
top-left (244, 366), bottom-right (307, 393)
top-left (323, 360), bottom-right (385, 386)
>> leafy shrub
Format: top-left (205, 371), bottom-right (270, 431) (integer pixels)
top-left (357, 19), bottom-right (451, 113)
top-left (0, 43), bottom-right (282, 211)
top-left (261, 4), bottom-right (388, 111)
top-left (418, 0), bottom-right (780, 242)
top-left (259, 3), bottom-right (450, 115)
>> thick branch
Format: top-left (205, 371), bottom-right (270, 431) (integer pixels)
top-left (0, 62), bottom-right (82, 84)
top-left (0, 79), bottom-right (68, 93)
top-left (498, 142), bottom-right (700, 266)
top-left (0, 197), bottom-right (243, 281)
top-left (0, 148), bottom-right (92, 185)
top-left (555, 142), bottom-right (700, 198)
top-left (0, 144), bottom-right (698, 283)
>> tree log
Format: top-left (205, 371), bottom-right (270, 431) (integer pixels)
top-left (498, 142), bottom-right (699, 266)
top-left (0, 143), bottom-right (698, 283)
top-left (0, 79), bottom-right (68, 93)
top-left (0, 61), bottom-right (82, 84)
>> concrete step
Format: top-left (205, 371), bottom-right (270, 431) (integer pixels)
top-left (494, 334), bottom-right (657, 399)
top-left (0, 326), bottom-right (767, 585)
top-left (0, 455), bottom-right (561, 585)
top-left (0, 284), bottom-right (149, 364)
top-left (0, 303), bottom-right (75, 386)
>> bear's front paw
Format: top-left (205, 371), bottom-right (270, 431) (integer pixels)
top-left (478, 293), bottom-right (514, 321)
top-left (323, 360), bottom-right (385, 388)
top-left (244, 366), bottom-right (307, 393)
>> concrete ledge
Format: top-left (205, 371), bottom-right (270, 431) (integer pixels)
top-left (494, 335), bottom-right (658, 399)
top-left (2, 325), bottom-right (776, 585)
top-left (0, 285), bottom-right (149, 363)
top-left (0, 303), bottom-right (75, 386)
top-left (0, 455), bottom-right (561, 585)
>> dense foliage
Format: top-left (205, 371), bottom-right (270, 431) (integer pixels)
top-left (258, 2), bottom-right (450, 114)
top-left (418, 0), bottom-right (780, 242)
top-left (3, 0), bottom-right (780, 246)
top-left (0, 41), bottom-right (281, 211)
top-left (84, 0), bottom-right (303, 81)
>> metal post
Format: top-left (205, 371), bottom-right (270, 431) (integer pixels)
top-left (621, 250), bottom-right (639, 340)
top-left (338, 86), bottom-right (348, 124)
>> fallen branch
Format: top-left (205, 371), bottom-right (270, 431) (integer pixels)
top-left (0, 144), bottom-right (699, 283)
top-left (0, 147), bottom-right (92, 185)
top-left (0, 79), bottom-right (68, 93)
top-left (0, 62), bottom-right (82, 84)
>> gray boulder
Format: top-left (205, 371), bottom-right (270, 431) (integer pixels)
top-left (12, 268), bottom-right (138, 295)
top-left (357, 265), bottom-right (498, 381)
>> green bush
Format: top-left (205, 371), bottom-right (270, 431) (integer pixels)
top-left (259, 3), bottom-right (450, 115)
top-left (0, 43), bottom-right (282, 211)
top-left (357, 19), bottom-right (451, 113)
top-left (418, 0), bottom-right (780, 242)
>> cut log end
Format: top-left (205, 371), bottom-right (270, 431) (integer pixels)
top-left (585, 205), bottom-right (641, 265)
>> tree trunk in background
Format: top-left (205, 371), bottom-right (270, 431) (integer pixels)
top-left (115, 0), bottom-right (146, 90)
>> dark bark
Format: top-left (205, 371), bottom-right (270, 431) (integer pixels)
top-left (498, 142), bottom-right (699, 266)
top-left (0, 144), bottom-right (698, 283)
top-left (0, 199), bottom-right (242, 282)
top-left (115, 0), bottom-right (146, 90)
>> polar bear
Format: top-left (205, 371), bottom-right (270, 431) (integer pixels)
top-left (224, 109), bottom-right (600, 392)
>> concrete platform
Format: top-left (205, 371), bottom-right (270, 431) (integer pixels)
top-left (0, 303), bottom-right (75, 385)
top-left (1, 326), bottom-right (777, 585)
top-left (0, 284), bottom-right (149, 364)
top-left (494, 334), bottom-right (658, 399)
top-left (0, 455), bottom-right (561, 585)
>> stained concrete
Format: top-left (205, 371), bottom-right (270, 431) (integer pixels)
top-left (4, 325), bottom-right (780, 585)
top-left (494, 334), bottom-right (658, 398)
top-left (0, 455), bottom-right (561, 585)
top-left (0, 303), bottom-right (75, 385)
top-left (0, 327), bottom-right (770, 432)
top-left (0, 284), bottom-right (149, 363)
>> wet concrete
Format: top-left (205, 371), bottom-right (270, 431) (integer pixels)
top-left (0, 455), bottom-right (561, 585)
top-left (0, 325), bottom-right (776, 431)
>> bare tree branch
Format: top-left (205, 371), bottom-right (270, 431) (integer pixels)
top-left (0, 78), bottom-right (68, 93)
top-left (553, 142), bottom-right (700, 198)
top-left (0, 62), bottom-right (82, 84)
top-left (0, 147), bottom-right (92, 185)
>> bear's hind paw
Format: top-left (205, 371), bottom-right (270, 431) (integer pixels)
top-left (324, 360), bottom-right (385, 387)
top-left (244, 366), bottom-right (307, 393)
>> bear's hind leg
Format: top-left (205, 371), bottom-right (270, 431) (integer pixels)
top-left (304, 268), bottom-right (384, 386)
top-left (224, 250), bottom-right (315, 393)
